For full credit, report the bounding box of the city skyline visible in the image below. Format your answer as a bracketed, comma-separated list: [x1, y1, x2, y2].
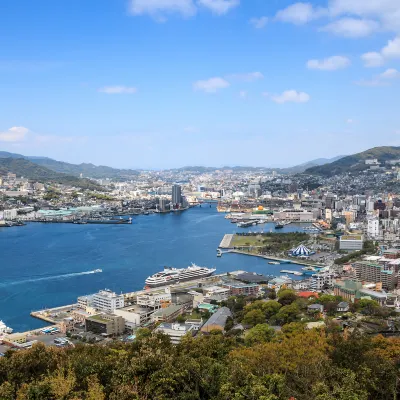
[0, 0, 399, 168]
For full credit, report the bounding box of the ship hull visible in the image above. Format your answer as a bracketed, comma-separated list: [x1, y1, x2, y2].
[145, 271, 215, 288]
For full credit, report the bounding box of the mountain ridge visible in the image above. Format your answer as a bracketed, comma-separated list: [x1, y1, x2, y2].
[305, 146, 400, 176]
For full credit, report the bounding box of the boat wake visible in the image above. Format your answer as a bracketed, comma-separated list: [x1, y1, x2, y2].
[0, 270, 102, 287]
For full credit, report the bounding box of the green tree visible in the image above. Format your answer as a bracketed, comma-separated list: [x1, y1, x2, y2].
[243, 309, 266, 327]
[245, 324, 275, 346]
[277, 289, 297, 306]
[275, 303, 299, 325]
[225, 317, 234, 331]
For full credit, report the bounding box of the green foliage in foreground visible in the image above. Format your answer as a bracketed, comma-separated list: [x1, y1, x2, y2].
[0, 330, 399, 399]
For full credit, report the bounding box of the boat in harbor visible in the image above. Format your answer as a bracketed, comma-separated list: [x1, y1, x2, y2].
[84, 217, 132, 225]
[145, 264, 216, 288]
[268, 261, 280, 265]
[280, 269, 303, 276]
[302, 266, 318, 275]
[274, 222, 284, 229]
[237, 221, 256, 228]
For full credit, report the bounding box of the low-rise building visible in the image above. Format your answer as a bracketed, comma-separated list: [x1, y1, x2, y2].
[155, 323, 195, 344]
[85, 313, 125, 336]
[222, 282, 260, 296]
[333, 280, 362, 302]
[337, 301, 350, 312]
[200, 307, 232, 334]
[339, 235, 364, 251]
[151, 304, 184, 323]
[136, 290, 171, 310]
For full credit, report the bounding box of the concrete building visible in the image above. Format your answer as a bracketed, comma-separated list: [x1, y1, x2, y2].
[353, 261, 397, 290]
[3, 209, 17, 220]
[367, 218, 380, 238]
[311, 273, 334, 291]
[155, 323, 195, 344]
[222, 282, 260, 296]
[339, 235, 364, 251]
[201, 307, 232, 334]
[151, 304, 184, 323]
[136, 290, 171, 310]
[92, 289, 125, 313]
[273, 209, 316, 222]
[333, 280, 363, 302]
[172, 184, 182, 207]
[114, 305, 154, 328]
[85, 313, 125, 335]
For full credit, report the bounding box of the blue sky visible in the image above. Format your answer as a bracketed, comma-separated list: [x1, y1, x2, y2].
[0, 0, 399, 168]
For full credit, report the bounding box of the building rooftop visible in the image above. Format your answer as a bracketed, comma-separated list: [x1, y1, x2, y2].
[152, 304, 182, 318]
[201, 307, 232, 330]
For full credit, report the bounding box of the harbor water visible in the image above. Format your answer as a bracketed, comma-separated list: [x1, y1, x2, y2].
[0, 205, 306, 332]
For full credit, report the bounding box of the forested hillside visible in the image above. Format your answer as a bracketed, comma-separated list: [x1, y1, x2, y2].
[0, 329, 398, 399]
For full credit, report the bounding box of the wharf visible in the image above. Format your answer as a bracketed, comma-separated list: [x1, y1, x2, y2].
[219, 234, 233, 249]
[223, 249, 326, 268]
[30, 303, 78, 324]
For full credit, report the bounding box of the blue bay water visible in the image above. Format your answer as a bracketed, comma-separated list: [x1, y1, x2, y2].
[0, 206, 305, 332]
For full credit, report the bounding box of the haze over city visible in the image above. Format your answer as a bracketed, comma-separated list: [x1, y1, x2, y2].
[1, 0, 400, 168]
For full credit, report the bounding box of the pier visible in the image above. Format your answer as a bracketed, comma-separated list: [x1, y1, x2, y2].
[219, 234, 233, 248]
[220, 249, 326, 268]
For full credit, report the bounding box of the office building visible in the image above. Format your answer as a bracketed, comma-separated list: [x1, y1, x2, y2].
[92, 289, 125, 313]
[172, 184, 182, 206]
[367, 219, 380, 238]
[339, 235, 363, 251]
[85, 314, 125, 336]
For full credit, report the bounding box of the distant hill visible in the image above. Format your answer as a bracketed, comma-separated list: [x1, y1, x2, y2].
[175, 157, 344, 174]
[0, 158, 103, 190]
[305, 146, 400, 177]
[0, 151, 139, 179]
[281, 156, 344, 174]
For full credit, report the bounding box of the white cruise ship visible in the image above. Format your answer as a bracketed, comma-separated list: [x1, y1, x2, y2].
[145, 264, 216, 288]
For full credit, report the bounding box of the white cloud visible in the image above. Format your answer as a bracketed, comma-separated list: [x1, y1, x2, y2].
[98, 86, 137, 94]
[361, 36, 400, 68]
[382, 36, 400, 58]
[329, 0, 400, 32]
[275, 2, 326, 25]
[0, 127, 29, 142]
[380, 68, 400, 79]
[129, 0, 239, 19]
[197, 0, 239, 15]
[227, 72, 264, 82]
[354, 69, 399, 87]
[321, 18, 379, 38]
[250, 16, 268, 29]
[270, 90, 310, 104]
[129, 0, 196, 18]
[361, 52, 385, 67]
[346, 118, 354, 124]
[239, 90, 247, 98]
[193, 77, 230, 93]
[273, 0, 400, 38]
[307, 55, 351, 71]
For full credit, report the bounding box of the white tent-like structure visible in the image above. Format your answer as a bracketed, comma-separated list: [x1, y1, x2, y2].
[291, 244, 314, 257]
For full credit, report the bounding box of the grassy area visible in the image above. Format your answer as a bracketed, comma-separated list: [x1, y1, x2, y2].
[230, 232, 310, 254]
[231, 235, 265, 247]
